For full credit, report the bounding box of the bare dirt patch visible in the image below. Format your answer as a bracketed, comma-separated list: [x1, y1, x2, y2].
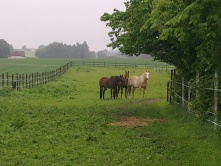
[109, 98, 168, 128]
[135, 98, 161, 105]
[109, 117, 168, 128]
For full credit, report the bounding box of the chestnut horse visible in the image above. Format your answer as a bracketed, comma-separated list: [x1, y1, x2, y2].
[127, 71, 150, 98]
[99, 75, 126, 99]
[117, 71, 129, 98]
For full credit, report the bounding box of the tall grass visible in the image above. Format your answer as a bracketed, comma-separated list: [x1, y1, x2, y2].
[0, 64, 221, 165]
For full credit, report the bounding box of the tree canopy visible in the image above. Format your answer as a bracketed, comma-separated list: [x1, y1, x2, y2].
[35, 41, 93, 58]
[101, 0, 221, 76]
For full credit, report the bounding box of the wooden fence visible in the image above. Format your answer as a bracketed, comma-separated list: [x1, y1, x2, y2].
[70, 61, 174, 71]
[0, 60, 173, 90]
[0, 62, 72, 89]
[167, 69, 220, 129]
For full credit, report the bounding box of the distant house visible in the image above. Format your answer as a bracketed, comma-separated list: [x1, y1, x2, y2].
[30, 48, 37, 52]
[9, 51, 26, 59]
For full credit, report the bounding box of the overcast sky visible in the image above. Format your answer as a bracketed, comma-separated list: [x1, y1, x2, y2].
[0, 0, 125, 51]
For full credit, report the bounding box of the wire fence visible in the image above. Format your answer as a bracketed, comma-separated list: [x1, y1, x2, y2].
[167, 69, 220, 130]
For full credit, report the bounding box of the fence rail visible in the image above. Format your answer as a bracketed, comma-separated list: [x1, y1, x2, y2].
[70, 61, 174, 71]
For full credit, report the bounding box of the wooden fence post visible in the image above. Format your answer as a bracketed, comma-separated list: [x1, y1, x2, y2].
[35, 73, 37, 87]
[26, 74, 28, 88]
[2, 73, 4, 88]
[12, 74, 15, 89]
[32, 73, 34, 88]
[44, 72, 46, 83]
[16, 73, 19, 90]
[39, 73, 43, 85]
[213, 70, 218, 130]
[41, 72, 43, 84]
[173, 69, 176, 105]
[22, 73, 24, 88]
[18, 74, 21, 89]
[170, 80, 173, 104]
[47, 71, 50, 82]
[170, 70, 173, 81]
[28, 74, 31, 89]
[7, 72, 9, 87]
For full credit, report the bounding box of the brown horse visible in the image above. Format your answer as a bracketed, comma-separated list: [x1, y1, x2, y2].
[99, 75, 126, 99]
[117, 71, 129, 98]
[127, 71, 150, 98]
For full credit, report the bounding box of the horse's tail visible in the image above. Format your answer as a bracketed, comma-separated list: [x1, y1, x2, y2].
[100, 87, 103, 99]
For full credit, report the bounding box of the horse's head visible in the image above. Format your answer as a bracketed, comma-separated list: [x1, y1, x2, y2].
[119, 74, 127, 85]
[143, 71, 150, 80]
[124, 71, 129, 83]
[124, 71, 129, 79]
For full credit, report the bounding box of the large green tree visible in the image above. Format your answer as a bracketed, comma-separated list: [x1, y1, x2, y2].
[101, 0, 221, 115]
[101, 0, 221, 75]
[0, 39, 11, 58]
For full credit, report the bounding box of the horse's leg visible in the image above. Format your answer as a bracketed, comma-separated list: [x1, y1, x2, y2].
[100, 87, 103, 99]
[117, 86, 120, 98]
[132, 87, 136, 98]
[110, 88, 113, 99]
[116, 86, 119, 99]
[128, 86, 131, 98]
[112, 88, 115, 99]
[120, 87, 123, 98]
[117, 86, 121, 98]
[114, 87, 117, 99]
[103, 88, 106, 99]
[139, 86, 142, 98]
[143, 87, 146, 98]
[116, 87, 119, 99]
[125, 86, 127, 98]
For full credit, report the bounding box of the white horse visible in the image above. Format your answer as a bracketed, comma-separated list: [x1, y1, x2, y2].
[127, 71, 150, 98]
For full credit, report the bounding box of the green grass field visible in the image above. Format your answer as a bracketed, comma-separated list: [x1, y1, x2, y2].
[0, 57, 168, 75]
[0, 58, 71, 74]
[0, 59, 221, 165]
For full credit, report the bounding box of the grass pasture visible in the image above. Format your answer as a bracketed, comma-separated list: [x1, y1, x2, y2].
[0, 58, 71, 74]
[0, 57, 167, 75]
[1, 59, 221, 165]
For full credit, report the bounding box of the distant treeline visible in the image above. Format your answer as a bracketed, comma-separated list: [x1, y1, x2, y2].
[35, 41, 96, 58]
[0, 39, 152, 59]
